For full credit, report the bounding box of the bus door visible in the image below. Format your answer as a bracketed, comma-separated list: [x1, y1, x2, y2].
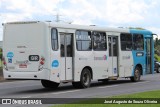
[108, 36, 118, 76]
[60, 33, 73, 80]
[145, 38, 152, 74]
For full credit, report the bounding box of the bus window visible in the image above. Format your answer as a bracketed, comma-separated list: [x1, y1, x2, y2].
[108, 37, 112, 56]
[51, 28, 58, 51]
[120, 33, 132, 51]
[113, 37, 118, 56]
[93, 31, 107, 51]
[133, 34, 144, 51]
[76, 30, 92, 51]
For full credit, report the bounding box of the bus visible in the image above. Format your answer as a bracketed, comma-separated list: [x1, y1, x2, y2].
[2, 21, 154, 89]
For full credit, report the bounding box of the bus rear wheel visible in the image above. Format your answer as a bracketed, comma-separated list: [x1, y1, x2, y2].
[130, 67, 141, 82]
[72, 68, 91, 88]
[41, 80, 59, 89]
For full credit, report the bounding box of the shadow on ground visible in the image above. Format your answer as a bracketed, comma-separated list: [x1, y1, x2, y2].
[10, 79, 146, 95]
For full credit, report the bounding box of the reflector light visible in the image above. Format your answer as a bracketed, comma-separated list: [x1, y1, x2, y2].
[40, 61, 44, 65]
[38, 56, 45, 71]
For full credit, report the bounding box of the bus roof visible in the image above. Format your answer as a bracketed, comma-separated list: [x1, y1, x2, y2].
[47, 22, 153, 35]
[130, 29, 153, 37]
[5, 21, 153, 36]
[47, 22, 129, 33]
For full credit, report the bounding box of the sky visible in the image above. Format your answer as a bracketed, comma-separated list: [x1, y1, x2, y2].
[0, 0, 160, 41]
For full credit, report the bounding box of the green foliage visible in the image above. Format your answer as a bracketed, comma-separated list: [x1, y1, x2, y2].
[154, 38, 160, 60]
[0, 48, 2, 59]
[154, 54, 160, 62]
[154, 39, 160, 47]
[111, 90, 160, 98]
[52, 104, 159, 107]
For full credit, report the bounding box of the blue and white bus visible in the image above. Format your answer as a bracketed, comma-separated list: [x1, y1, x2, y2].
[3, 21, 154, 88]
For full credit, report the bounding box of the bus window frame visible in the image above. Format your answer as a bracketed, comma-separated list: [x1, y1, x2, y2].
[75, 30, 92, 51]
[51, 28, 59, 51]
[133, 33, 144, 51]
[120, 33, 133, 51]
[92, 31, 107, 51]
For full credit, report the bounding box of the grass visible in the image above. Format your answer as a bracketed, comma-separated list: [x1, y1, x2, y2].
[111, 90, 160, 98]
[51, 90, 160, 107]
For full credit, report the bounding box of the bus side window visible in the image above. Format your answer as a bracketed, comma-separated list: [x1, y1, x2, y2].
[120, 33, 132, 51]
[133, 34, 144, 51]
[108, 37, 112, 56]
[51, 28, 58, 51]
[93, 31, 107, 51]
[76, 30, 92, 51]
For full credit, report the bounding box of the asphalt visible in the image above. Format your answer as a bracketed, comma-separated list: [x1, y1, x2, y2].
[0, 73, 160, 107]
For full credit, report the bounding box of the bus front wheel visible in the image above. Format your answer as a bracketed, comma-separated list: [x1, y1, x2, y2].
[41, 80, 59, 89]
[130, 67, 141, 82]
[72, 68, 91, 88]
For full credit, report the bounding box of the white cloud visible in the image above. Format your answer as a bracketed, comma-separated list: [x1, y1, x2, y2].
[0, 0, 158, 25]
[59, 0, 102, 25]
[0, 0, 160, 41]
[36, 0, 59, 14]
[3, 13, 32, 22]
[1, 0, 60, 21]
[100, 0, 149, 24]
[147, 27, 160, 39]
[57, 0, 158, 26]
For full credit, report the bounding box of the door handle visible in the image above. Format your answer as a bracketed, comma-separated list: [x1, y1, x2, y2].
[68, 68, 71, 69]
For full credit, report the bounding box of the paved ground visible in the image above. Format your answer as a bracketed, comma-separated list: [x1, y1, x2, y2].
[0, 73, 160, 107]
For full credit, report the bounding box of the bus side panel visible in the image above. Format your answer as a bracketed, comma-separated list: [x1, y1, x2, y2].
[50, 50, 61, 83]
[49, 29, 61, 83]
[131, 50, 145, 76]
[119, 51, 134, 77]
[74, 51, 94, 81]
[118, 31, 135, 77]
[93, 51, 109, 79]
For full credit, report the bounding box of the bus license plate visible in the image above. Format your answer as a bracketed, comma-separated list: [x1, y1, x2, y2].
[19, 64, 27, 68]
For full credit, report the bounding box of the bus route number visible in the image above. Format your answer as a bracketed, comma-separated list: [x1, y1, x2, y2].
[29, 55, 39, 61]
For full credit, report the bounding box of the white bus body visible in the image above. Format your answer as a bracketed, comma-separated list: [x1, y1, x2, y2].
[3, 21, 153, 88]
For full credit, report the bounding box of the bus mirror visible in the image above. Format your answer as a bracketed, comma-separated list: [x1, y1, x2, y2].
[152, 34, 158, 43]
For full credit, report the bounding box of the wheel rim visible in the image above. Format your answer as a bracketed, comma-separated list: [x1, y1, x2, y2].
[83, 72, 89, 86]
[135, 69, 140, 81]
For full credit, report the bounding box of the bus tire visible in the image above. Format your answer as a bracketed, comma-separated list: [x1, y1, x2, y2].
[41, 80, 59, 89]
[130, 67, 141, 82]
[72, 68, 91, 88]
